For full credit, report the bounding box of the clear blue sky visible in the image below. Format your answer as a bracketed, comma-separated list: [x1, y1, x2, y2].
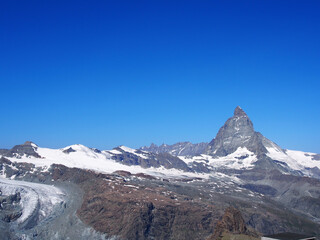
[1, 0, 320, 152]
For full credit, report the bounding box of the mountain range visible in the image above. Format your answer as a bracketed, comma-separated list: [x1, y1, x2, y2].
[1, 107, 320, 179]
[0, 106, 320, 240]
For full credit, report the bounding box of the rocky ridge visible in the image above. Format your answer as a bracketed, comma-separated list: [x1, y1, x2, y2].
[141, 142, 209, 157]
[0, 141, 41, 159]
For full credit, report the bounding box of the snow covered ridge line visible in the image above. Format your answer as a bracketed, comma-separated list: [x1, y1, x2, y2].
[1, 143, 211, 179]
[1, 143, 259, 175]
[0, 177, 65, 225]
[116, 145, 149, 159]
[0, 142, 319, 179]
[267, 147, 320, 171]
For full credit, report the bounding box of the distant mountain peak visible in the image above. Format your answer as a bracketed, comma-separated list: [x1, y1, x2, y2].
[23, 141, 38, 147]
[1, 141, 41, 158]
[206, 107, 274, 157]
[150, 143, 158, 148]
[234, 106, 247, 117]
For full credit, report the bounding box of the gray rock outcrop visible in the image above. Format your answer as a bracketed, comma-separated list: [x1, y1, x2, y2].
[1, 141, 41, 158]
[141, 142, 208, 156]
[206, 106, 282, 157]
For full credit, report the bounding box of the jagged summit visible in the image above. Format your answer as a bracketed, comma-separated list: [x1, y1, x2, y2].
[23, 141, 38, 147]
[205, 107, 285, 162]
[206, 107, 256, 156]
[233, 106, 247, 117]
[1, 141, 41, 158]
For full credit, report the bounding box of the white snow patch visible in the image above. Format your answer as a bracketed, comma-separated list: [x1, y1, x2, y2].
[108, 149, 122, 155]
[209, 147, 257, 169]
[286, 149, 320, 169]
[119, 146, 136, 154]
[124, 184, 139, 189]
[179, 147, 257, 170]
[267, 147, 320, 173]
[119, 146, 148, 159]
[30, 143, 38, 148]
[267, 147, 302, 170]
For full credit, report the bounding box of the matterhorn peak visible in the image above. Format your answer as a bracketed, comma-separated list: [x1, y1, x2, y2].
[233, 106, 247, 117]
[206, 107, 263, 156]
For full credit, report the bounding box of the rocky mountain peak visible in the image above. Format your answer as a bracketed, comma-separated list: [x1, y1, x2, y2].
[150, 143, 157, 148]
[23, 141, 37, 147]
[205, 107, 288, 173]
[2, 141, 41, 158]
[206, 107, 257, 156]
[224, 107, 254, 135]
[234, 106, 247, 117]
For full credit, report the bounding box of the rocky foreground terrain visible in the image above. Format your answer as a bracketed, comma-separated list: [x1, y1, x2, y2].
[1, 107, 320, 239]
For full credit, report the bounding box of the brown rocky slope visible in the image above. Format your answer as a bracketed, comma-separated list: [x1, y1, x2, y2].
[207, 206, 260, 240]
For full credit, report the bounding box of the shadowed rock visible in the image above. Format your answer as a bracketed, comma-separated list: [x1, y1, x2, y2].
[208, 207, 259, 240]
[2, 141, 41, 158]
[141, 141, 209, 157]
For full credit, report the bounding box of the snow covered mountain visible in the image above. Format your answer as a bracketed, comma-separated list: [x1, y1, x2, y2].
[1, 107, 320, 179]
[143, 106, 320, 178]
[0, 142, 205, 179]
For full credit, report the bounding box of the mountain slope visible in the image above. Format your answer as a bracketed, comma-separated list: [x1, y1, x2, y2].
[141, 142, 209, 156]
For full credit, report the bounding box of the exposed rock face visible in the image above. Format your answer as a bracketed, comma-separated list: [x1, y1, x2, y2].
[141, 141, 209, 156]
[206, 106, 279, 157]
[213, 207, 248, 235]
[62, 147, 76, 154]
[0, 149, 9, 155]
[1, 141, 41, 158]
[0, 191, 22, 223]
[311, 154, 320, 161]
[208, 207, 259, 240]
[0, 192, 21, 206]
[241, 184, 277, 196]
[0, 156, 51, 183]
[111, 147, 191, 172]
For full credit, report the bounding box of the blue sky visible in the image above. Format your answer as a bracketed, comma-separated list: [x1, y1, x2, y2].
[1, 0, 320, 152]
